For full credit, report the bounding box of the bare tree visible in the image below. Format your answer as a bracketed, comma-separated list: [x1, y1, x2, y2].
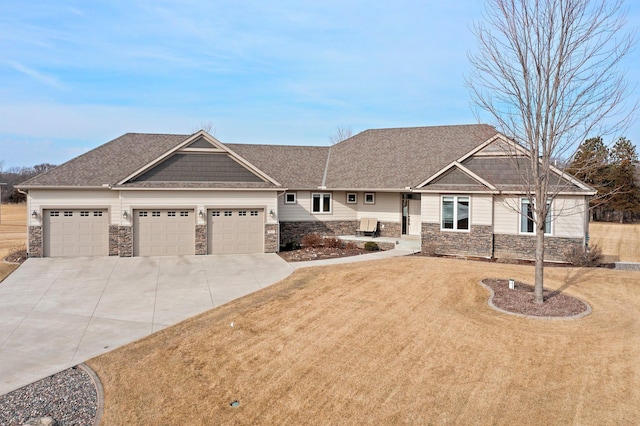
[329, 125, 353, 145]
[191, 121, 216, 135]
[467, 0, 635, 303]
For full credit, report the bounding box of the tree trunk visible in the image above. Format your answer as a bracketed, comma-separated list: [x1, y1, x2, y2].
[534, 225, 545, 304]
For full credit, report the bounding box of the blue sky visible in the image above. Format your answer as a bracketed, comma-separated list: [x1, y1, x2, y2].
[1, 0, 639, 169]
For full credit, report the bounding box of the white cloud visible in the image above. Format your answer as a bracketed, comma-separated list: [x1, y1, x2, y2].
[7, 61, 66, 90]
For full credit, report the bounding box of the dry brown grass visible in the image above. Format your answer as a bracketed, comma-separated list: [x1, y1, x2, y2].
[0, 203, 27, 281]
[589, 222, 640, 262]
[88, 257, 640, 425]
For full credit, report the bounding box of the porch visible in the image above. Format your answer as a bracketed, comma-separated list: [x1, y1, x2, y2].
[337, 234, 421, 253]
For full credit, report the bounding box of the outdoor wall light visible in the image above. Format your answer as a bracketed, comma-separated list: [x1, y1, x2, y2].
[269, 209, 275, 218]
[122, 210, 129, 219]
[31, 210, 38, 219]
[198, 210, 204, 219]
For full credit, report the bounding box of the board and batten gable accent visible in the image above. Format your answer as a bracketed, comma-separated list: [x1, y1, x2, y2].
[130, 153, 265, 183]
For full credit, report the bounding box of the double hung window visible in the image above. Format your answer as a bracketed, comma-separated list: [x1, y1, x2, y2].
[312, 193, 332, 213]
[520, 199, 551, 234]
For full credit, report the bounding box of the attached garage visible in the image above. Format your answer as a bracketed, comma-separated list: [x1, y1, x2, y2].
[208, 208, 264, 254]
[43, 209, 109, 257]
[133, 209, 195, 256]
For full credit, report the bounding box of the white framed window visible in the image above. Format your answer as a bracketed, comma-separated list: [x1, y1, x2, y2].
[364, 193, 375, 204]
[520, 198, 552, 235]
[312, 193, 332, 214]
[347, 193, 357, 204]
[239, 210, 247, 216]
[93, 211, 103, 217]
[211, 211, 220, 216]
[139, 211, 148, 217]
[250, 210, 259, 216]
[80, 211, 89, 217]
[50, 211, 59, 217]
[441, 196, 470, 231]
[167, 211, 175, 217]
[153, 211, 161, 217]
[180, 211, 189, 217]
[64, 211, 73, 217]
[285, 192, 297, 204]
[224, 211, 232, 217]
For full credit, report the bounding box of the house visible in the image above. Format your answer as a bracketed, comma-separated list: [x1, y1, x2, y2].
[18, 124, 596, 261]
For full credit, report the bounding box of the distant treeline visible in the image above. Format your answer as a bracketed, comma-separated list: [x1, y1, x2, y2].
[567, 137, 640, 223]
[0, 163, 57, 203]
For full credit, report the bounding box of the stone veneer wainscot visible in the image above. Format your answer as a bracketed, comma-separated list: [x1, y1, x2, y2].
[28, 225, 43, 258]
[422, 223, 493, 258]
[279, 221, 358, 246]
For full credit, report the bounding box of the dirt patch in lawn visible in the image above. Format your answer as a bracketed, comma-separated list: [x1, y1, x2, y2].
[87, 257, 640, 425]
[481, 278, 590, 318]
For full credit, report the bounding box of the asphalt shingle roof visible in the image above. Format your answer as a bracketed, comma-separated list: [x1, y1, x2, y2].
[19, 124, 589, 193]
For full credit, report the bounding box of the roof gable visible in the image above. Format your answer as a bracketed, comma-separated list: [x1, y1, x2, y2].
[117, 131, 280, 187]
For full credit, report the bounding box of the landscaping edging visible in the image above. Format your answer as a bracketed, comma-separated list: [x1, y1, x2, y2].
[479, 279, 592, 320]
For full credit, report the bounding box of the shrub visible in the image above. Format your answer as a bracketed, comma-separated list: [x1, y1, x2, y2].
[422, 241, 438, 257]
[564, 244, 603, 266]
[323, 237, 342, 248]
[364, 241, 379, 251]
[301, 233, 322, 248]
[344, 241, 358, 250]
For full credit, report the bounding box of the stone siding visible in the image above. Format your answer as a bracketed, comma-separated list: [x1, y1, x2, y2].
[422, 223, 493, 258]
[279, 221, 358, 247]
[195, 225, 207, 255]
[109, 225, 119, 256]
[264, 224, 279, 253]
[118, 226, 133, 257]
[378, 221, 401, 238]
[28, 226, 43, 258]
[494, 234, 583, 262]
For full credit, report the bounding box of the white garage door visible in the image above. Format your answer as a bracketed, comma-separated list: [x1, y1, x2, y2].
[133, 209, 195, 256]
[208, 209, 264, 254]
[43, 209, 108, 257]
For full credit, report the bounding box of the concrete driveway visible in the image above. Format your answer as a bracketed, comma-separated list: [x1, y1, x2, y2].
[0, 254, 294, 395]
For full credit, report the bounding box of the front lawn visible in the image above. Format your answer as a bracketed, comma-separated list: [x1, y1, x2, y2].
[88, 257, 640, 424]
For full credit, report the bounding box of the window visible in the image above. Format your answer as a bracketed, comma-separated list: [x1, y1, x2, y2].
[312, 193, 332, 213]
[180, 211, 189, 217]
[80, 211, 89, 217]
[238, 210, 247, 216]
[50, 211, 59, 217]
[224, 211, 233, 217]
[250, 210, 259, 216]
[93, 211, 103, 217]
[152, 211, 161, 217]
[520, 199, 551, 235]
[285, 193, 297, 204]
[64, 211, 73, 217]
[441, 196, 469, 231]
[347, 193, 357, 204]
[211, 211, 220, 217]
[139, 211, 148, 217]
[364, 193, 375, 204]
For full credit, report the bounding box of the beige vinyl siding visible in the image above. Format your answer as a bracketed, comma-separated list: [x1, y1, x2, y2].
[421, 194, 440, 224]
[493, 196, 520, 235]
[278, 191, 400, 222]
[28, 189, 118, 227]
[357, 192, 400, 222]
[552, 196, 586, 238]
[471, 194, 493, 226]
[278, 191, 357, 222]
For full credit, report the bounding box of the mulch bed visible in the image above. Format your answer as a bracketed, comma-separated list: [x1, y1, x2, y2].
[481, 278, 590, 318]
[4, 248, 27, 264]
[278, 247, 372, 262]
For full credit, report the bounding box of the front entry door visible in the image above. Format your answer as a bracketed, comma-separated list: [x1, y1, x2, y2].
[408, 199, 421, 235]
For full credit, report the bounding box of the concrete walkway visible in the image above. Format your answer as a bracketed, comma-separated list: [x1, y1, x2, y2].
[291, 246, 420, 269]
[0, 254, 294, 395]
[614, 262, 640, 271]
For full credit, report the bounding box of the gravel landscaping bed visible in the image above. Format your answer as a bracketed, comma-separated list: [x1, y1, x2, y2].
[482, 278, 590, 318]
[278, 247, 371, 262]
[0, 366, 98, 426]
